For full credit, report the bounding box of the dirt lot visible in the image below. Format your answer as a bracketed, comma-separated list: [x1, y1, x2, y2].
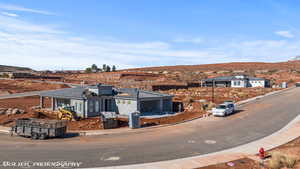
[0, 96, 50, 112]
[197, 136, 300, 169]
[0, 79, 69, 95]
[198, 158, 261, 169]
[161, 87, 280, 113]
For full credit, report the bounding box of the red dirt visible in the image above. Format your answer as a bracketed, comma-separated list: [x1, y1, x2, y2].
[163, 87, 280, 105]
[125, 60, 300, 72]
[197, 158, 261, 169]
[67, 117, 102, 130]
[0, 96, 50, 112]
[141, 111, 205, 126]
[0, 112, 39, 127]
[0, 79, 69, 94]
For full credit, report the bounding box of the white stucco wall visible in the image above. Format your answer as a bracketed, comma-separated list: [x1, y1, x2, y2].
[70, 99, 85, 118]
[115, 99, 137, 116]
[231, 80, 247, 88]
[249, 80, 265, 87]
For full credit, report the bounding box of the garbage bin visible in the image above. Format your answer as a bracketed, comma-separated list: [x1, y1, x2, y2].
[129, 111, 140, 129]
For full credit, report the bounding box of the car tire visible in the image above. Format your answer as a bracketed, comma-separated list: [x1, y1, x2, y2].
[39, 133, 47, 140]
[31, 133, 39, 140]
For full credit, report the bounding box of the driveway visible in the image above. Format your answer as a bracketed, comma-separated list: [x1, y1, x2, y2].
[0, 87, 299, 168]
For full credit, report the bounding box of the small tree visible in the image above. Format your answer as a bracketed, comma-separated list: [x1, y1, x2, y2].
[102, 64, 107, 72]
[112, 65, 116, 72]
[91, 64, 98, 72]
[85, 67, 92, 73]
[106, 65, 111, 72]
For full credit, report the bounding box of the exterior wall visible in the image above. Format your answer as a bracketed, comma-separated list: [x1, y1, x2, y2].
[115, 98, 137, 116]
[231, 80, 247, 88]
[55, 98, 71, 109]
[86, 98, 102, 117]
[249, 80, 265, 87]
[88, 86, 113, 95]
[70, 99, 85, 118]
[140, 100, 161, 113]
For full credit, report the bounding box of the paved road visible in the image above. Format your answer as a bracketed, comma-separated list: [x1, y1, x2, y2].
[0, 88, 300, 168]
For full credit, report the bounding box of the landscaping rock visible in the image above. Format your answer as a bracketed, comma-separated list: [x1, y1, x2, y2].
[6, 108, 12, 115]
[0, 108, 7, 115]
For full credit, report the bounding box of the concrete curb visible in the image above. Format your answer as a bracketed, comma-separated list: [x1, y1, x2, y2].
[0, 127, 10, 134]
[88, 114, 300, 169]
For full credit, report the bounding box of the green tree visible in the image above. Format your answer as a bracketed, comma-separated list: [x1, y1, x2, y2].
[85, 67, 92, 73]
[102, 64, 107, 72]
[106, 65, 111, 72]
[112, 65, 116, 72]
[91, 64, 98, 71]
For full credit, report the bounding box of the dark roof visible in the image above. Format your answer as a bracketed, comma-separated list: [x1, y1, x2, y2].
[40, 87, 87, 99]
[40, 85, 173, 100]
[248, 77, 265, 80]
[204, 75, 266, 82]
[115, 88, 173, 100]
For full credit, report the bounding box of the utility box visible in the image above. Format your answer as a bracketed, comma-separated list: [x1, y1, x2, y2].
[281, 82, 288, 88]
[129, 111, 140, 129]
[100, 112, 118, 129]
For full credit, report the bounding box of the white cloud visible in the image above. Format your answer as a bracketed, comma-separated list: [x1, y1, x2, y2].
[173, 37, 204, 44]
[0, 15, 63, 34]
[1, 11, 18, 17]
[275, 30, 295, 38]
[0, 3, 55, 15]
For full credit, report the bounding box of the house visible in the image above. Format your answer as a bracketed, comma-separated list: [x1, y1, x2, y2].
[39, 84, 173, 118]
[203, 75, 270, 88]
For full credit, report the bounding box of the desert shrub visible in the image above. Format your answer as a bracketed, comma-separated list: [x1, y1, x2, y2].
[206, 102, 216, 110]
[268, 69, 279, 74]
[269, 152, 284, 169]
[269, 152, 297, 169]
[184, 96, 194, 104]
[284, 155, 297, 168]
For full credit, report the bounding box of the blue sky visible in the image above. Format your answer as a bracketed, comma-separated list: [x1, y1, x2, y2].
[0, 0, 300, 70]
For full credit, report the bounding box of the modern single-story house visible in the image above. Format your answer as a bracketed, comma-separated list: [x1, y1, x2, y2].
[39, 84, 173, 118]
[203, 75, 270, 88]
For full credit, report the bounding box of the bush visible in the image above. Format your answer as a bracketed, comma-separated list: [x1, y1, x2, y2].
[269, 152, 297, 169]
[285, 155, 297, 168]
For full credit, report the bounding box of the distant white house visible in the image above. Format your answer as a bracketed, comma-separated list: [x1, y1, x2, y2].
[203, 75, 270, 88]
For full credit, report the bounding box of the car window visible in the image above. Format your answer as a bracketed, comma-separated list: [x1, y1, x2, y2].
[217, 105, 226, 109]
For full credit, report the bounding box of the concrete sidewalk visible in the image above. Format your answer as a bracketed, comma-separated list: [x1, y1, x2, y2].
[0, 126, 10, 134]
[90, 114, 300, 169]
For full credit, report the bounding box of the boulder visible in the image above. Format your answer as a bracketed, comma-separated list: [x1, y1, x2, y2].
[18, 109, 25, 114]
[11, 108, 20, 115]
[6, 108, 13, 115]
[0, 108, 6, 115]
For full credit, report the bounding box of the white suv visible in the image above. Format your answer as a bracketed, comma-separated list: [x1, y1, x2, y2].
[212, 102, 235, 117]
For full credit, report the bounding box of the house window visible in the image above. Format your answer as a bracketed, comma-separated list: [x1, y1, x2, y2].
[89, 101, 94, 113]
[95, 100, 100, 112]
[79, 103, 82, 112]
[75, 102, 78, 112]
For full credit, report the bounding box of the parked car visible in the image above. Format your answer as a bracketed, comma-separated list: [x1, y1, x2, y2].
[295, 82, 300, 87]
[212, 103, 235, 117]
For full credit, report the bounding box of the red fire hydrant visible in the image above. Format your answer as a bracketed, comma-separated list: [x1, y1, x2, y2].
[259, 147, 265, 159]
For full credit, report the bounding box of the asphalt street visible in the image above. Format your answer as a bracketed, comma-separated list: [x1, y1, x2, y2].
[0, 87, 299, 168]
